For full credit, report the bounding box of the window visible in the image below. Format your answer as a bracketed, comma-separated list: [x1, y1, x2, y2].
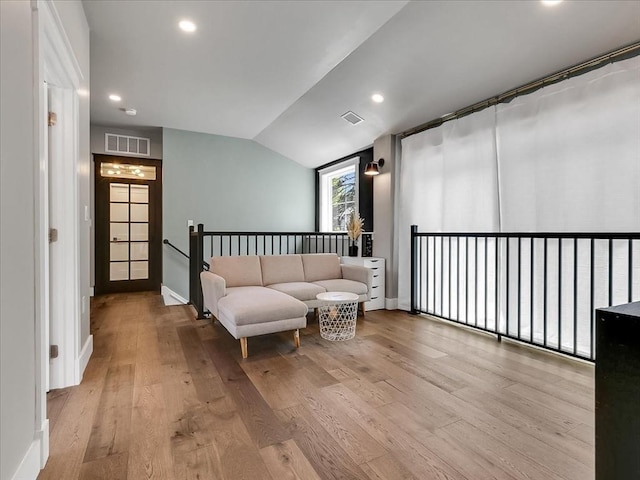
[319, 157, 359, 232]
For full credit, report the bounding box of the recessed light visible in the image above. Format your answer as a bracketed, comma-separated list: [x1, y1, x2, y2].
[371, 93, 384, 103]
[109, 94, 121, 102]
[179, 20, 196, 33]
[541, 0, 563, 6]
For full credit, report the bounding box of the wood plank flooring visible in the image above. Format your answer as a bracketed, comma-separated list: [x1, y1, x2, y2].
[39, 292, 595, 480]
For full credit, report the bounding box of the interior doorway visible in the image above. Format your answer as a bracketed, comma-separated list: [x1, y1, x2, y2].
[94, 155, 162, 294]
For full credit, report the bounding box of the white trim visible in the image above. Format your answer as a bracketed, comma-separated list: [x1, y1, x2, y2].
[78, 335, 93, 380]
[89, 286, 94, 297]
[385, 298, 398, 310]
[36, 0, 82, 393]
[37, 1, 82, 87]
[37, 419, 49, 469]
[319, 156, 360, 232]
[162, 285, 188, 306]
[10, 417, 47, 480]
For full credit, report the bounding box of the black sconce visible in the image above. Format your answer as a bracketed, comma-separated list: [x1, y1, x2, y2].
[364, 158, 385, 176]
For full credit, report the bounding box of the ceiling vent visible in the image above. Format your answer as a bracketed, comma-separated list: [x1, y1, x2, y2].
[341, 111, 364, 125]
[105, 133, 150, 156]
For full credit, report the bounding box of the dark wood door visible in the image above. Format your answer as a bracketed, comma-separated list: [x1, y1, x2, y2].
[94, 155, 162, 294]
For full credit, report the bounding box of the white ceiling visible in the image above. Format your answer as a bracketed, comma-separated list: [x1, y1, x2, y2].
[84, 1, 640, 168]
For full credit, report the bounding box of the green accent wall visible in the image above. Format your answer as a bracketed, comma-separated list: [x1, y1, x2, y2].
[162, 128, 315, 299]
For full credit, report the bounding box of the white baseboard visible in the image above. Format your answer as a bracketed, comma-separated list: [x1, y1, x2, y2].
[38, 419, 49, 469]
[10, 419, 48, 480]
[78, 334, 93, 381]
[385, 298, 398, 310]
[161, 285, 188, 306]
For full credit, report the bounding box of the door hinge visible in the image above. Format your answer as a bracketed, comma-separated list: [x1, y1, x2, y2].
[49, 228, 58, 243]
[48, 112, 57, 126]
[50, 345, 59, 359]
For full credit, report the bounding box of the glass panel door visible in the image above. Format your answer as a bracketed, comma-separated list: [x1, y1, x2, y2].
[108, 183, 149, 282]
[94, 155, 161, 295]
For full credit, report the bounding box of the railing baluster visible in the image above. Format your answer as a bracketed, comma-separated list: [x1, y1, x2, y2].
[558, 238, 562, 351]
[410, 225, 418, 313]
[530, 237, 535, 343]
[484, 237, 489, 329]
[448, 237, 452, 318]
[608, 238, 613, 306]
[573, 238, 578, 356]
[465, 237, 469, 324]
[590, 238, 595, 359]
[425, 235, 429, 313]
[440, 236, 444, 317]
[517, 237, 521, 338]
[630, 239, 634, 303]
[433, 237, 437, 312]
[475, 237, 478, 327]
[417, 233, 422, 312]
[457, 237, 460, 320]
[543, 238, 548, 347]
[506, 237, 510, 335]
[495, 237, 499, 332]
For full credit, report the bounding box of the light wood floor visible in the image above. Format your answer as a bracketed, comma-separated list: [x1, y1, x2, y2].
[39, 292, 595, 480]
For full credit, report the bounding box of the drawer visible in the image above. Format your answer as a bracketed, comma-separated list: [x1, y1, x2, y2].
[363, 258, 383, 269]
[365, 296, 385, 311]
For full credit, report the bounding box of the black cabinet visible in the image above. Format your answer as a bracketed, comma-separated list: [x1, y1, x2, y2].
[596, 302, 640, 480]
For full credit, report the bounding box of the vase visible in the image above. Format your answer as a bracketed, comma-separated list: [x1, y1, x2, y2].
[348, 243, 358, 257]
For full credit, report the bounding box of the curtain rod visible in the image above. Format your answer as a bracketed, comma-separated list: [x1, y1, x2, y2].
[398, 42, 640, 140]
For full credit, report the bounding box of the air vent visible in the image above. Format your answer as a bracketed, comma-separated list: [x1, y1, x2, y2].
[341, 111, 364, 125]
[105, 133, 150, 156]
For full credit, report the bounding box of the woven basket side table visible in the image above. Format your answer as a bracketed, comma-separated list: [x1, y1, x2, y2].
[316, 292, 359, 341]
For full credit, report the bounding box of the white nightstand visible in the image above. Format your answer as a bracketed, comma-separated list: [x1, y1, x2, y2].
[340, 257, 385, 311]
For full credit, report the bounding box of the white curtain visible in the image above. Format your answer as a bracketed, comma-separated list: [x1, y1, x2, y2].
[497, 57, 640, 232]
[398, 107, 500, 310]
[398, 55, 640, 342]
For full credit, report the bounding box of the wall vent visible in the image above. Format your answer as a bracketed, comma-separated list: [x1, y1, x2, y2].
[341, 111, 364, 125]
[105, 133, 150, 156]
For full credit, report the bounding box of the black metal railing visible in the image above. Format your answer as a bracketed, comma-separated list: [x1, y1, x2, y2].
[410, 225, 640, 361]
[189, 224, 350, 318]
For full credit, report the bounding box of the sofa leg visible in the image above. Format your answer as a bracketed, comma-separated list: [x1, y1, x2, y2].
[359, 302, 366, 316]
[240, 337, 248, 359]
[293, 329, 300, 348]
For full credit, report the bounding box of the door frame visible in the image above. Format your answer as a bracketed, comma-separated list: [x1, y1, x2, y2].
[34, 0, 84, 469]
[94, 155, 163, 295]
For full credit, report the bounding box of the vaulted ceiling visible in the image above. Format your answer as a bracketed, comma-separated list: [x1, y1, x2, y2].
[83, 1, 640, 168]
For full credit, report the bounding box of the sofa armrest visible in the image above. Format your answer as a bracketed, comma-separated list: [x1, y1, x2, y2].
[341, 264, 373, 300]
[200, 271, 226, 318]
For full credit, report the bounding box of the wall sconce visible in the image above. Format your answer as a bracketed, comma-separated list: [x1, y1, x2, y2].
[364, 158, 385, 176]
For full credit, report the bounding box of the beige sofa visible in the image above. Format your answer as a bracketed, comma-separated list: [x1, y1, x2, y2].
[200, 253, 372, 358]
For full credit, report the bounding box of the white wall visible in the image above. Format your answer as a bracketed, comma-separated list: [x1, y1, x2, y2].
[373, 134, 399, 306]
[0, 2, 38, 478]
[0, 1, 90, 478]
[162, 128, 315, 300]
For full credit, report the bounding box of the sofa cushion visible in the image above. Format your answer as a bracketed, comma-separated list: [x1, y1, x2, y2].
[210, 255, 263, 287]
[260, 255, 304, 285]
[267, 282, 326, 302]
[312, 279, 368, 296]
[301, 253, 342, 282]
[219, 286, 307, 326]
